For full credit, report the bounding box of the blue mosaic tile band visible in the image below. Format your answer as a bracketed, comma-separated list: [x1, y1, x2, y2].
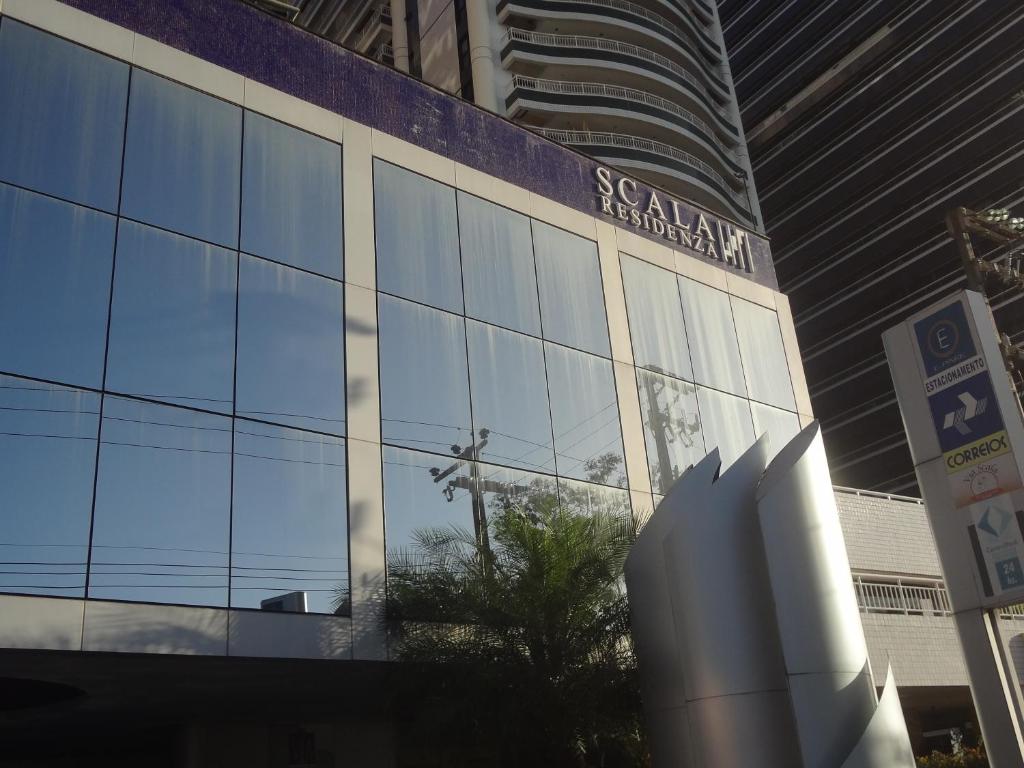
[52, 0, 777, 289]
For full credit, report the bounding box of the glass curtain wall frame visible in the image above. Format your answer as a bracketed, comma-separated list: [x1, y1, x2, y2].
[0, 21, 356, 615]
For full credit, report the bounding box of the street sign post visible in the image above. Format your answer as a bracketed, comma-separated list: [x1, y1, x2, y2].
[885, 290, 1024, 766]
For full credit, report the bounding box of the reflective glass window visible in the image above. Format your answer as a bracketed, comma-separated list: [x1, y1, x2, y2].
[458, 192, 540, 335]
[374, 160, 462, 313]
[697, 386, 755, 470]
[534, 222, 609, 357]
[236, 255, 346, 435]
[106, 221, 236, 413]
[0, 183, 115, 388]
[466, 320, 554, 473]
[558, 477, 631, 518]
[636, 369, 704, 495]
[545, 344, 625, 488]
[90, 398, 231, 606]
[732, 298, 796, 410]
[241, 112, 343, 279]
[383, 445, 475, 567]
[232, 422, 348, 615]
[121, 70, 242, 247]
[678, 277, 745, 396]
[379, 295, 472, 453]
[0, 21, 129, 211]
[477, 462, 559, 526]
[750, 402, 801, 459]
[0, 377, 99, 597]
[621, 256, 692, 380]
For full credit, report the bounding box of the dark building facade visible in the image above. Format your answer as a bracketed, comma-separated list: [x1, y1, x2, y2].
[718, 0, 1024, 493]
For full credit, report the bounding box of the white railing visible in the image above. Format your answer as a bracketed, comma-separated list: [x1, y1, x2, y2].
[534, 0, 721, 67]
[855, 575, 952, 616]
[503, 28, 729, 116]
[533, 127, 746, 204]
[509, 75, 734, 153]
[833, 485, 924, 505]
[374, 43, 394, 63]
[853, 574, 1024, 621]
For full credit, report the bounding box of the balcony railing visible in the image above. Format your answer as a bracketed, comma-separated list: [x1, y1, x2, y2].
[503, 28, 730, 118]
[853, 574, 1024, 621]
[355, 4, 392, 51]
[509, 75, 734, 153]
[509, 0, 721, 66]
[533, 127, 746, 204]
[374, 42, 394, 63]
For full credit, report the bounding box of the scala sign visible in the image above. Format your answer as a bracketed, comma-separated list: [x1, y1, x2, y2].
[594, 167, 756, 274]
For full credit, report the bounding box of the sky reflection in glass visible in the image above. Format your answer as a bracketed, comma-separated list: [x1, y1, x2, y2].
[697, 385, 755, 470]
[458, 191, 540, 336]
[122, 70, 242, 248]
[545, 344, 625, 488]
[533, 222, 610, 357]
[236, 255, 346, 435]
[106, 221, 237, 413]
[232, 422, 348, 615]
[466, 320, 555, 473]
[374, 160, 462, 313]
[678, 276, 745, 397]
[0, 183, 115, 389]
[242, 112, 343, 279]
[0, 20, 128, 212]
[621, 256, 692, 380]
[378, 295, 472, 453]
[91, 397, 231, 607]
[0, 377, 99, 598]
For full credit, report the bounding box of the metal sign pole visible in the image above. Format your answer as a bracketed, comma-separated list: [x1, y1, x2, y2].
[884, 290, 1024, 766]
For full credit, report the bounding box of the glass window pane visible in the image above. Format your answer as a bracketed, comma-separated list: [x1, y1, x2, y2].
[374, 160, 462, 313]
[383, 445, 475, 568]
[106, 221, 236, 413]
[545, 343, 625, 488]
[0, 20, 128, 211]
[121, 70, 242, 247]
[750, 402, 801, 460]
[558, 477, 631, 518]
[732, 298, 796, 410]
[236, 255, 346, 435]
[90, 398, 231, 607]
[232, 422, 348, 615]
[241, 112, 343, 279]
[0, 183, 115, 388]
[697, 386, 755, 470]
[458, 192, 540, 335]
[678, 277, 745, 396]
[534, 222, 609, 357]
[621, 256, 692, 380]
[477, 462, 559, 526]
[466, 320, 554, 473]
[379, 295, 472, 453]
[636, 369, 704, 495]
[0, 377, 98, 598]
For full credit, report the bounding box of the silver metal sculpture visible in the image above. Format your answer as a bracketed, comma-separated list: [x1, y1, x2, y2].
[625, 421, 915, 768]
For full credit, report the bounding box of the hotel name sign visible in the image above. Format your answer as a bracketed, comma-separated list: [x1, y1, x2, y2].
[595, 167, 757, 275]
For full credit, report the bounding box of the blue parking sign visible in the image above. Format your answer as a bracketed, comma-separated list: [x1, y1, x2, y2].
[915, 301, 977, 377]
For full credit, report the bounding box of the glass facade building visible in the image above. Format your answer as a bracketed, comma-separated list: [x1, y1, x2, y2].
[0, 14, 802, 622]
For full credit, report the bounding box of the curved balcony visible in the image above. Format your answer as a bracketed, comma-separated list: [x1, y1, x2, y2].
[534, 127, 752, 223]
[655, 0, 720, 52]
[501, 29, 738, 138]
[497, 0, 727, 97]
[506, 75, 743, 177]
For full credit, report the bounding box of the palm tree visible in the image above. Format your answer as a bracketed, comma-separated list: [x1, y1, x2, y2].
[386, 491, 646, 768]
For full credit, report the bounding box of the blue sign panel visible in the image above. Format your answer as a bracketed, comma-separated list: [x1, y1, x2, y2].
[927, 372, 1003, 452]
[914, 301, 977, 377]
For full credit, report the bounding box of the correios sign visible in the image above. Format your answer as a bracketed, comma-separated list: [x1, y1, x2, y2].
[594, 166, 755, 274]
